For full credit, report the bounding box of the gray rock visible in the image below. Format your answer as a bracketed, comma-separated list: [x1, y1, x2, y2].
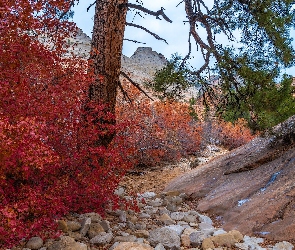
[171, 196, 183, 205]
[155, 243, 166, 250]
[147, 198, 163, 207]
[80, 212, 102, 222]
[235, 236, 265, 250]
[189, 231, 207, 247]
[127, 221, 136, 230]
[199, 222, 214, 231]
[118, 210, 127, 222]
[165, 225, 185, 236]
[113, 235, 137, 242]
[213, 229, 227, 236]
[144, 205, 159, 214]
[114, 187, 125, 197]
[90, 232, 113, 245]
[80, 217, 91, 236]
[183, 214, 197, 223]
[166, 203, 179, 212]
[149, 227, 181, 249]
[138, 192, 156, 199]
[198, 214, 213, 225]
[26, 237, 44, 249]
[170, 212, 186, 221]
[135, 222, 147, 230]
[100, 220, 111, 232]
[139, 212, 151, 219]
[273, 241, 294, 250]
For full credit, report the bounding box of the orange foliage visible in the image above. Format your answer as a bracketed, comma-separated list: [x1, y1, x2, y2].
[116, 80, 202, 167]
[209, 118, 255, 150]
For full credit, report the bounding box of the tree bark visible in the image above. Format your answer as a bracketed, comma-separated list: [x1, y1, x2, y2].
[87, 0, 128, 147]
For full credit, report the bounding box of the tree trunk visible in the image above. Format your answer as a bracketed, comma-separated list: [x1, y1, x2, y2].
[87, 0, 128, 147]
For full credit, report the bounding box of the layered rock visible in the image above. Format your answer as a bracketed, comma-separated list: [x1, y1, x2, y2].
[165, 115, 295, 241]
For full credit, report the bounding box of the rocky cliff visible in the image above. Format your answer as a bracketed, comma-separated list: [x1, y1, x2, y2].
[65, 29, 167, 83]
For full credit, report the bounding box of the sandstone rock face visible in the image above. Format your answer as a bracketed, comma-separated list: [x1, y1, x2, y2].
[165, 115, 295, 241]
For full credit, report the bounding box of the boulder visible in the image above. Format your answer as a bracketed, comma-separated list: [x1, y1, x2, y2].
[148, 227, 181, 249]
[165, 115, 295, 241]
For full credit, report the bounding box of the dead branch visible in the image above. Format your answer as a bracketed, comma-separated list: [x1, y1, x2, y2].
[124, 3, 172, 23]
[120, 71, 154, 101]
[126, 23, 168, 44]
[124, 38, 147, 44]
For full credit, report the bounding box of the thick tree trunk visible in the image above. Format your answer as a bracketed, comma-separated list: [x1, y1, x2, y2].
[87, 0, 128, 147]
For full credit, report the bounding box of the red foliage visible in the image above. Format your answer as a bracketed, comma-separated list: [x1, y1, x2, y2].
[116, 81, 202, 167]
[0, 1, 133, 247]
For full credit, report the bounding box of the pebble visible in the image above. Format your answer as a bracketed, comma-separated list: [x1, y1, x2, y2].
[11, 190, 295, 250]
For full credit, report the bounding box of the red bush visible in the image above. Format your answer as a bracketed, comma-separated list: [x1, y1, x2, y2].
[117, 81, 202, 167]
[0, 1, 133, 247]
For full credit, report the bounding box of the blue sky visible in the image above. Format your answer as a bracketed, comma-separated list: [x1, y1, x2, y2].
[71, 0, 294, 76]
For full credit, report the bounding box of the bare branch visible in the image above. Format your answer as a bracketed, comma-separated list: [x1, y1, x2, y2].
[87, 1, 95, 12]
[120, 71, 154, 101]
[124, 38, 147, 44]
[124, 3, 172, 23]
[126, 22, 168, 44]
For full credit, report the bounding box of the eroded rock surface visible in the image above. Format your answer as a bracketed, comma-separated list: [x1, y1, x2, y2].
[165, 115, 295, 241]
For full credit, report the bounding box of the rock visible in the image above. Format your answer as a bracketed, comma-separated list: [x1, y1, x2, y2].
[165, 116, 295, 241]
[147, 198, 163, 207]
[149, 227, 181, 249]
[158, 213, 176, 225]
[213, 229, 227, 236]
[154, 243, 166, 250]
[67, 221, 82, 232]
[273, 241, 294, 250]
[114, 187, 125, 197]
[208, 231, 242, 248]
[80, 217, 91, 236]
[88, 222, 105, 239]
[100, 220, 111, 232]
[90, 232, 113, 245]
[64, 242, 87, 250]
[113, 242, 153, 250]
[202, 238, 215, 249]
[26, 237, 44, 249]
[183, 214, 197, 223]
[235, 235, 265, 250]
[138, 192, 156, 199]
[58, 220, 68, 232]
[170, 212, 186, 221]
[189, 231, 207, 247]
[229, 230, 243, 242]
[181, 234, 191, 247]
[199, 214, 212, 225]
[114, 235, 137, 242]
[80, 212, 102, 222]
[134, 230, 150, 238]
[165, 225, 185, 236]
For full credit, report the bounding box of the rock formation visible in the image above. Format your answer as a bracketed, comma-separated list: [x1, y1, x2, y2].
[65, 29, 167, 83]
[165, 115, 295, 242]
